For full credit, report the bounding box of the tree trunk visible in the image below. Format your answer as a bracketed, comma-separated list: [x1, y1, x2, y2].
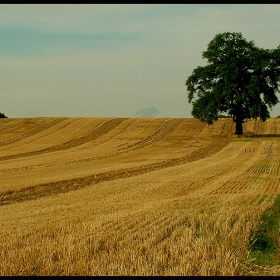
[235, 104, 243, 135]
[235, 118, 243, 135]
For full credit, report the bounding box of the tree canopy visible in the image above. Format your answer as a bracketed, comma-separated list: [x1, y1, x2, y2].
[186, 32, 280, 135]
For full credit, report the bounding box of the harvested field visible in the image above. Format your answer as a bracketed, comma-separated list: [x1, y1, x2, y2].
[1, 117, 280, 275]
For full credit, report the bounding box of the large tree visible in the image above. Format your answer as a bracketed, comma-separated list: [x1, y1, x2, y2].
[186, 32, 280, 135]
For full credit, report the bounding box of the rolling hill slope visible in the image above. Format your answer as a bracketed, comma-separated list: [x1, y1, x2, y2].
[1, 117, 280, 275]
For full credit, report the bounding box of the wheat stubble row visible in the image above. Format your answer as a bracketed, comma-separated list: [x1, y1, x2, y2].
[1, 117, 280, 275]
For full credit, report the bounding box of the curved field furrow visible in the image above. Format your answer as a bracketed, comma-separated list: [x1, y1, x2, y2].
[59, 118, 158, 152]
[198, 118, 235, 137]
[181, 118, 206, 137]
[0, 118, 152, 173]
[1, 120, 278, 194]
[0, 118, 105, 151]
[0, 118, 92, 154]
[113, 118, 160, 138]
[101, 118, 184, 157]
[0, 138, 230, 206]
[213, 177, 265, 196]
[0, 137, 267, 206]
[245, 141, 279, 176]
[179, 118, 234, 138]
[0, 118, 165, 168]
[251, 160, 280, 177]
[0, 118, 185, 174]
[208, 141, 280, 195]
[0, 118, 116, 157]
[0, 118, 126, 161]
[0, 118, 67, 146]
[192, 172, 256, 197]
[68, 118, 176, 158]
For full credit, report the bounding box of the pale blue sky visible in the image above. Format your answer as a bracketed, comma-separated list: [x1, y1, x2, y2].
[1, 4, 280, 118]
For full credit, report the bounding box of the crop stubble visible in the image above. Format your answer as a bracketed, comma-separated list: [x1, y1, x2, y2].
[1, 117, 280, 276]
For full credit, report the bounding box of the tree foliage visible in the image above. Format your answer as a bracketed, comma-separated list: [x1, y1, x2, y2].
[0, 112, 7, 118]
[186, 32, 280, 135]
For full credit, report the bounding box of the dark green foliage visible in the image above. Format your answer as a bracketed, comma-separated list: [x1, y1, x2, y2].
[218, 114, 231, 118]
[0, 112, 7, 118]
[186, 32, 280, 135]
[249, 195, 280, 265]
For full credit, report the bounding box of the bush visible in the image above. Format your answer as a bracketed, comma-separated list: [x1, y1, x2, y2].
[0, 112, 7, 118]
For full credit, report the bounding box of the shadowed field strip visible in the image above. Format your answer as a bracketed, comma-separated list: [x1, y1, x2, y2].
[0, 138, 229, 206]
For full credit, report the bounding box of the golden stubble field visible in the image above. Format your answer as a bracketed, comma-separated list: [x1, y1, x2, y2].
[1, 116, 280, 276]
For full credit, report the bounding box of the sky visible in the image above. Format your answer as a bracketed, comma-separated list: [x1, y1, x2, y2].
[1, 4, 280, 118]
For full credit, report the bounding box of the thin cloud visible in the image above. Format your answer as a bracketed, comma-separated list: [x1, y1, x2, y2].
[1, 4, 280, 118]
